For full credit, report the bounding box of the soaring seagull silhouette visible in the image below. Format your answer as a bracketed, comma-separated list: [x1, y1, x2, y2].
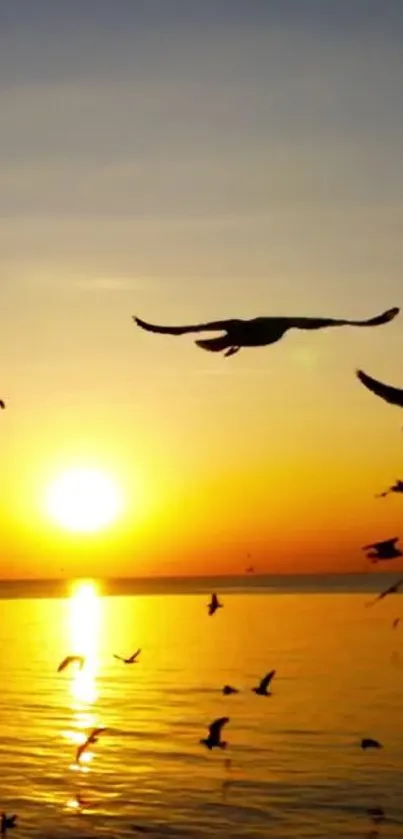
[366, 577, 403, 607]
[200, 717, 229, 750]
[357, 369, 403, 408]
[133, 307, 398, 357]
[0, 813, 17, 835]
[57, 655, 85, 673]
[252, 670, 276, 696]
[208, 593, 222, 616]
[222, 685, 240, 695]
[362, 538, 403, 563]
[113, 648, 141, 664]
[76, 727, 106, 764]
[360, 738, 382, 750]
[376, 479, 403, 498]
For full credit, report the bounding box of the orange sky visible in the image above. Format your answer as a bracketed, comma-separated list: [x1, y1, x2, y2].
[1, 2, 403, 578]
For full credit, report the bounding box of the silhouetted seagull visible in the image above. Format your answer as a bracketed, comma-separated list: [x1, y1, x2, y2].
[0, 814, 17, 835]
[200, 717, 229, 750]
[133, 307, 398, 357]
[361, 738, 382, 750]
[357, 369, 403, 408]
[222, 685, 239, 695]
[57, 655, 85, 673]
[76, 727, 106, 764]
[0, 401, 5, 410]
[362, 538, 402, 563]
[113, 648, 141, 664]
[366, 577, 403, 607]
[376, 479, 403, 498]
[252, 670, 276, 696]
[208, 593, 222, 616]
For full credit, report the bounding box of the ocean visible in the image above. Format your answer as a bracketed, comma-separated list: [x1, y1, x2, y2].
[1, 573, 402, 837]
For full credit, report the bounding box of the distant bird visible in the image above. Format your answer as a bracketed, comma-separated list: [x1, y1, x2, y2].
[133, 307, 398, 357]
[357, 369, 403, 408]
[76, 727, 106, 764]
[360, 738, 382, 750]
[208, 593, 222, 616]
[367, 807, 385, 825]
[222, 685, 239, 695]
[57, 655, 85, 673]
[0, 814, 17, 835]
[245, 565, 255, 574]
[366, 577, 403, 607]
[362, 538, 402, 563]
[376, 479, 403, 498]
[113, 648, 141, 664]
[200, 717, 229, 750]
[393, 617, 400, 629]
[0, 400, 5, 410]
[252, 670, 276, 696]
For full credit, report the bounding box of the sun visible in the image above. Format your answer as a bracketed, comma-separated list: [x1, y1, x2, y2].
[45, 467, 122, 533]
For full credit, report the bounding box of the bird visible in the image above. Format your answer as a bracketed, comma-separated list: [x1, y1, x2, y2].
[245, 565, 255, 574]
[252, 670, 276, 696]
[392, 617, 400, 629]
[133, 307, 398, 357]
[376, 479, 403, 498]
[0, 400, 5, 410]
[360, 738, 382, 750]
[57, 655, 85, 673]
[208, 593, 222, 616]
[357, 368, 403, 410]
[76, 727, 106, 764]
[366, 577, 403, 607]
[200, 717, 229, 750]
[362, 538, 402, 563]
[113, 648, 141, 664]
[222, 685, 239, 695]
[0, 814, 17, 835]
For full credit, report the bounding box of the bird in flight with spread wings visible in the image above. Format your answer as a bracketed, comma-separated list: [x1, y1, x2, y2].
[113, 648, 141, 664]
[252, 670, 276, 696]
[357, 369, 403, 409]
[57, 655, 85, 673]
[133, 307, 398, 357]
[376, 479, 403, 498]
[362, 538, 403, 563]
[200, 717, 229, 750]
[76, 727, 106, 765]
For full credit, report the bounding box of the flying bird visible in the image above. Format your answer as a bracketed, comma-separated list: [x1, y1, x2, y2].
[0, 401, 5, 410]
[0, 814, 17, 835]
[76, 727, 106, 764]
[113, 648, 141, 664]
[376, 479, 403, 498]
[208, 593, 223, 616]
[360, 738, 382, 750]
[57, 655, 85, 673]
[200, 717, 229, 750]
[252, 670, 276, 696]
[362, 538, 402, 563]
[222, 685, 239, 695]
[366, 577, 403, 607]
[356, 369, 403, 408]
[133, 307, 398, 357]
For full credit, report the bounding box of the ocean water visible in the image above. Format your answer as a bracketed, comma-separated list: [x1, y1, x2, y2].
[1, 575, 402, 838]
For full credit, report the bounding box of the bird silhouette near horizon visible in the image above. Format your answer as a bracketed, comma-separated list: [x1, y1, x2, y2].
[113, 648, 141, 664]
[0, 814, 17, 836]
[57, 655, 85, 673]
[361, 738, 382, 750]
[200, 717, 229, 750]
[76, 727, 106, 765]
[222, 685, 240, 695]
[208, 593, 222, 616]
[362, 538, 402, 563]
[133, 307, 398, 357]
[366, 577, 403, 607]
[252, 670, 276, 696]
[356, 369, 403, 409]
[376, 479, 403, 498]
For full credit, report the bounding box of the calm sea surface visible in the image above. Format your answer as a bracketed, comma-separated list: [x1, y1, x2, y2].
[1, 574, 402, 838]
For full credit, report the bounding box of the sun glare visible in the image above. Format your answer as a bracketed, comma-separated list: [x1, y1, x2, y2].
[45, 467, 122, 533]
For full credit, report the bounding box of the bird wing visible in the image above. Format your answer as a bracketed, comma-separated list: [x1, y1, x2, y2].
[130, 648, 141, 662]
[57, 655, 75, 672]
[356, 369, 403, 408]
[208, 717, 229, 739]
[290, 307, 399, 331]
[113, 654, 124, 661]
[133, 316, 236, 336]
[211, 593, 219, 608]
[259, 670, 276, 691]
[76, 739, 90, 762]
[89, 727, 106, 741]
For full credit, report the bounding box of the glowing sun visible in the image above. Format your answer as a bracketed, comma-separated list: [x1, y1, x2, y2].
[45, 467, 122, 533]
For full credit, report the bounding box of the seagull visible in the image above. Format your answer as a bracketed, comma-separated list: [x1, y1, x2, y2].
[0, 401, 5, 410]
[113, 648, 141, 664]
[360, 738, 382, 750]
[133, 307, 398, 357]
[366, 577, 403, 607]
[222, 685, 239, 695]
[76, 727, 106, 764]
[362, 538, 402, 563]
[200, 717, 229, 750]
[57, 655, 85, 673]
[252, 670, 276, 696]
[208, 593, 222, 616]
[0, 814, 17, 835]
[376, 479, 403, 498]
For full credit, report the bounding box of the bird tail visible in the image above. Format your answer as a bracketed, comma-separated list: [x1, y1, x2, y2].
[195, 335, 232, 353]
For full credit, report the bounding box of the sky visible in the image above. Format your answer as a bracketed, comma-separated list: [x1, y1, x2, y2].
[1, 0, 403, 579]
